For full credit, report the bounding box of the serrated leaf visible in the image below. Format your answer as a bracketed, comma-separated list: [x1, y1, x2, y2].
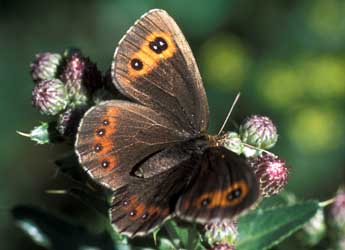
[237, 200, 320, 250]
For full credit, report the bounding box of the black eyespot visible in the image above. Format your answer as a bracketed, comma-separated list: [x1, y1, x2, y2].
[94, 144, 103, 152]
[129, 210, 136, 217]
[234, 189, 242, 198]
[141, 213, 148, 219]
[227, 188, 242, 201]
[131, 58, 143, 70]
[201, 198, 211, 207]
[97, 129, 105, 137]
[102, 119, 109, 126]
[149, 37, 168, 54]
[123, 200, 129, 206]
[101, 160, 109, 168]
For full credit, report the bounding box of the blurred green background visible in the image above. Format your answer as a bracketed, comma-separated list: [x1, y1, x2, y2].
[1, 0, 344, 249]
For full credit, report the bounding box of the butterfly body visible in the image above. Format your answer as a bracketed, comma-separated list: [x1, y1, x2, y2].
[75, 9, 259, 237]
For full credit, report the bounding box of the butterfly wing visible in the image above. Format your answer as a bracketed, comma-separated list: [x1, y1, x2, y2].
[176, 147, 259, 223]
[75, 100, 188, 190]
[109, 145, 200, 237]
[112, 9, 209, 135]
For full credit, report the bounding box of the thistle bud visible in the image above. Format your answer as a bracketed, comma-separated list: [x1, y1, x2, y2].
[330, 188, 345, 233]
[30, 53, 62, 83]
[248, 154, 288, 197]
[222, 132, 244, 155]
[205, 220, 237, 249]
[60, 49, 102, 107]
[240, 115, 278, 149]
[210, 243, 235, 250]
[32, 79, 69, 116]
[56, 108, 86, 137]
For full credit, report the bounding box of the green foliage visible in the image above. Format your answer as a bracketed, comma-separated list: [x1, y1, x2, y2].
[13, 197, 325, 250]
[237, 200, 320, 250]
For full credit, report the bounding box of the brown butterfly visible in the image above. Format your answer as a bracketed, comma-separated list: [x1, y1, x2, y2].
[75, 9, 259, 237]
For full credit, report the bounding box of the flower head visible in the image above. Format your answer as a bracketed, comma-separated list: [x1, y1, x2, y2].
[330, 187, 345, 232]
[210, 242, 235, 250]
[248, 154, 289, 197]
[32, 79, 69, 116]
[57, 108, 86, 137]
[240, 115, 278, 149]
[205, 220, 237, 248]
[30, 52, 62, 83]
[59, 48, 102, 107]
[222, 132, 244, 155]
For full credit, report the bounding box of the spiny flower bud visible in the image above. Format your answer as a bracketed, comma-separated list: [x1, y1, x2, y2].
[330, 188, 345, 232]
[222, 132, 244, 155]
[248, 154, 288, 197]
[60, 49, 102, 107]
[205, 220, 237, 248]
[240, 115, 278, 149]
[30, 53, 62, 83]
[32, 79, 69, 116]
[210, 243, 235, 250]
[56, 108, 86, 137]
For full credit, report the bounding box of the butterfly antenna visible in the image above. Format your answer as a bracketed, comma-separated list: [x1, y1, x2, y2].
[217, 92, 241, 135]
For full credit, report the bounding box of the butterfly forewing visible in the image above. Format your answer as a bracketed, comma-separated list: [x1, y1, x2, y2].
[75, 100, 188, 190]
[112, 9, 209, 135]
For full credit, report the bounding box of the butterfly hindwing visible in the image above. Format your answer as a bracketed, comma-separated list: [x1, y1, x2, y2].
[75, 100, 188, 190]
[112, 9, 209, 135]
[176, 147, 259, 223]
[110, 144, 200, 237]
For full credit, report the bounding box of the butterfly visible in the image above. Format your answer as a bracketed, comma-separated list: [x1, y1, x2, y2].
[75, 9, 259, 237]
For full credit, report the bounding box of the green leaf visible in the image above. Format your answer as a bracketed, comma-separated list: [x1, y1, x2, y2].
[17, 122, 64, 144]
[159, 220, 203, 250]
[237, 200, 320, 250]
[158, 238, 177, 250]
[17, 122, 50, 144]
[164, 220, 189, 247]
[257, 191, 297, 210]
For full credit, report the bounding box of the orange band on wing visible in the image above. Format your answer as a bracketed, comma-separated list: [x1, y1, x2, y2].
[127, 32, 176, 78]
[92, 107, 119, 172]
[194, 180, 249, 208]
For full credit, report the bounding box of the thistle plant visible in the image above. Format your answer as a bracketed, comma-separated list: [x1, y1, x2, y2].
[15, 47, 342, 250]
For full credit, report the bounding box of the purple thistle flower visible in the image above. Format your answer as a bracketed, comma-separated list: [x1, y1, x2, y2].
[59, 49, 102, 106]
[240, 115, 278, 150]
[205, 220, 237, 249]
[330, 188, 345, 232]
[56, 108, 86, 137]
[32, 79, 69, 116]
[30, 52, 62, 83]
[248, 153, 289, 197]
[210, 242, 236, 250]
